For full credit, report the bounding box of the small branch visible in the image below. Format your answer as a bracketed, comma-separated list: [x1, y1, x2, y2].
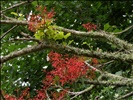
[12, 37, 41, 43]
[116, 91, 133, 100]
[0, 25, 18, 40]
[85, 60, 102, 73]
[96, 60, 114, 68]
[1, 14, 18, 21]
[0, 20, 28, 25]
[70, 85, 95, 100]
[85, 60, 133, 84]
[0, 1, 28, 13]
[20, 32, 32, 38]
[45, 90, 51, 100]
[114, 25, 133, 35]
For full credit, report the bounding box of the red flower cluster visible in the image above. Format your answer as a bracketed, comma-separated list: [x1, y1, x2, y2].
[4, 94, 16, 100]
[4, 51, 97, 100]
[32, 89, 47, 100]
[4, 88, 30, 100]
[52, 90, 68, 100]
[28, 6, 55, 32]
[43, 51, 89, 86]
[82, 22, 97, 31]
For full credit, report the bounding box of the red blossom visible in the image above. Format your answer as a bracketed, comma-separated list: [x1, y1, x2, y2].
[27, 6, 55, 32]
[82, 22, 97, 31]
[47, 10, 55, 19]
[43, 51, 90, 86]
[4, 51, 96, 100]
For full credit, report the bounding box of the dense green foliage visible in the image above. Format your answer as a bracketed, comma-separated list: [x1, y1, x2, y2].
[1, 1, 133, 99]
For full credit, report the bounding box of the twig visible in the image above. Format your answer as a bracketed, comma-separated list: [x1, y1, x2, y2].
[12, 37, 41, 43]
[20, 32, 32, 38]
[85, 60, 102, 73]
[96, 60, 114, 68]
[45, 90, 51, 100]
[1, 14, 18, 21]
[85, 60, 133, 83]
[70, 85, 95, 100]
[114, 25, 133, 35]
[0, 25, 18, 40]
[0, 20, 28, 25]
[0, 1, 28, 13]
[70, 76, 103, 99]
[116, 91, 133, 100]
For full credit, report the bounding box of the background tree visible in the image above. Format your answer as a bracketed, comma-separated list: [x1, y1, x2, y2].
[1, 1, 133, 100]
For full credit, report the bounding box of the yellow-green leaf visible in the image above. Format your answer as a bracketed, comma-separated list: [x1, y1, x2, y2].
[11, 12, 18, 16]
[64, 33, 71, 39]
[54, 31, 64, 40]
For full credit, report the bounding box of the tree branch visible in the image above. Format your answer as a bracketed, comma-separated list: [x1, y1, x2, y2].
[0, 1, 29, 14]
[1, 40, 133, 67]
[1, 19, 133, 50]
[85, 80, 133, 87]
[0, 25, 18, 40]
[85, 61, 133, 86]
[57, 26, 133, 50]
[12, 37, 41, 43]
[116, 91, 133, 100]
[0, 20, 28, 25]
[114, 25, 133, 35]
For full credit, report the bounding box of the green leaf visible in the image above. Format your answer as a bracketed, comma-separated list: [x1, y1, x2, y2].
[54, 31, 64, 40]
[68, 40, 74, 45]
[64, 33, 71, 39]
[32, 1, 37, 7]
[34, 30, 44, 40]
[11, 12, 18, 16]
[113, 29, 120, 32]
[104, 23, 110, 31]
[82, 42, 87, 45]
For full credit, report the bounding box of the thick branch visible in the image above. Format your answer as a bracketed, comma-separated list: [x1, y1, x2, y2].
[1, 19, 133, 50]
[85, 80, 133, 87]
[58, 26, 133, 50]
[0, 41, 49, 64]
[1, 41, 133, 65]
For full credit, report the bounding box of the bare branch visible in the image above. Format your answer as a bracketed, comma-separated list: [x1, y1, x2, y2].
[85, 60, 102, 73]
[0, 20, 28, 25]
[0, 1, 28, 13]
[45, 90, 51, 100]
[116, 91, 133, 100]
[12, 37, 41, 43]
[20, 32, 32, 38]
[0, 25, 18, 39]
[114, 25, 133, 35]
[70, 85, 95, 100]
